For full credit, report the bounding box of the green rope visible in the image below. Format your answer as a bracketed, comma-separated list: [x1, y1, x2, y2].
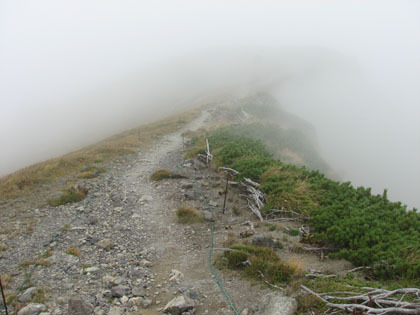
[177, 164, 240, 315]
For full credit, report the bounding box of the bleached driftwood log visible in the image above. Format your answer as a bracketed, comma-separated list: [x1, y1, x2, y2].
[301, 285, 420, 314]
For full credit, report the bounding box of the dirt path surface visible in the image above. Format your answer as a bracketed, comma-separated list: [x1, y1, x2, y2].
[0, 108, 352, 315]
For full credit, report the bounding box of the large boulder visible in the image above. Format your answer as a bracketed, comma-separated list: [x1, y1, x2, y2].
[260, 293, 297, 315]
[163, 295, 194, 315]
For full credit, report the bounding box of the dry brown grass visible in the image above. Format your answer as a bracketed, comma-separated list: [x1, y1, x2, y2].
[176, 206, 203, 224]
[0, 274, 12, 289]
[0, 107, 200, 201]
[66, 247, 81, 257]
[287, 257, 306, 277]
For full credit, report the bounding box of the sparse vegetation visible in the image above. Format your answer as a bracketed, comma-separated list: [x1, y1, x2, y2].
[218, 244, 295, 285]
[176, 206, 203, 224]
[48, 187, 87, 206]
[150, 169, 185, 181]
[66, 247, 81, 257]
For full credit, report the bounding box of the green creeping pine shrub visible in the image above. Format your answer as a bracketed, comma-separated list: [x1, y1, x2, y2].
[203, 128, 420, 279]
[220, 244, 295, 284]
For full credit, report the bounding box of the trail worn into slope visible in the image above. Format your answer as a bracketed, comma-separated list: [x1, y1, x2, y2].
[0, 109, 272, 314]
[1, 107, 352, 315]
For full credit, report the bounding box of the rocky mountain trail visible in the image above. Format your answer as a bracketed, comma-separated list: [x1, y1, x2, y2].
[0, 108, 350, 315]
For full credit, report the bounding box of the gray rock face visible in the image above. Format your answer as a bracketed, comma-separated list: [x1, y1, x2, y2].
[67, 298, 94, 315]
[19, 287, 38, 303]
[163, 295, 194, 315]
[260, 293, 297, 315]
[252, 234, 275, 248]
[17, 303, 47, 315]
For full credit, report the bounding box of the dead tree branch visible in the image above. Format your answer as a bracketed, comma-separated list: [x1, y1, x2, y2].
[301, 285, 420, 314]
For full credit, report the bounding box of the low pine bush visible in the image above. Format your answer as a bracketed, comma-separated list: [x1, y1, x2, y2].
[194, 128, 420, 279]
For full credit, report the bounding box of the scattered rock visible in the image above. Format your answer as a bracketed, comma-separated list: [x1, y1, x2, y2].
[163, 295, 194, 315]
[67, 298, 94, 315]
[141, 298, 152, 309]
[111, 285, 130, 298]
[19, 287, 38, 303]
[209, 200, 218, 207]
[108, 306, 122, 315]
[17, 303, 47, 315]
[85, 266, 100, 273]
[183, 192, 197, 200]
[87, 216, 98, 225]
[181, 183, 193, 189]
[96, 239, 114, 251]
[260, 293, 297, 315]
[132, 287, 146, 297]
[139, 195, 153, 203]
[169, 270, 184, 283]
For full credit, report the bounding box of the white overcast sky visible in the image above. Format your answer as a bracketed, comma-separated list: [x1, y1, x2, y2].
[0, 0, 419, 207]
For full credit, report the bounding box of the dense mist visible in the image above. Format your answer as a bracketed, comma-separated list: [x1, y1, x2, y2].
[1, 0, 419, 208]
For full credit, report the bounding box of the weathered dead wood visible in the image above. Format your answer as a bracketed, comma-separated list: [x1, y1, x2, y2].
[244, 177, 260, 188]
[347, 266, 373, 273]
[197, 138, 213, 164]
[305, 273, 337, 279]
[219, 167, 240, 176]
[301, 285, 420, 314]
[247, 199, 264, 222]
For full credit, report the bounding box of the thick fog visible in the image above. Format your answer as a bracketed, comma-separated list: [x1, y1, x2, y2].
[1, 0, 419, 208]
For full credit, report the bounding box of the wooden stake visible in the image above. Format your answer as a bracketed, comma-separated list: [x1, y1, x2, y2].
[0, 277, 8, 315]
[223, 174, 229, 214]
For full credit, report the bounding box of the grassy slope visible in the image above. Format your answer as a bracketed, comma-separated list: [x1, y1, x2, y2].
[0, 107, 200, 202]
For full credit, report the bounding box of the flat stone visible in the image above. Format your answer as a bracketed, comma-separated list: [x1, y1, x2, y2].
[108, 306, 122, 315]
[139, 195, 153, 203]
[260, 293, 297, 315]
[18, 303, 47, 315]
[67, 298, 94, 315]
[19, 287, 38, 303]
[163, 295, 194, 315]
[85, 267, 100, 273]
[111, 285, 130, 298]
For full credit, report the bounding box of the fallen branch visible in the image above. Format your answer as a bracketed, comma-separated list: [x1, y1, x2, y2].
[301, 285, 420, 314]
